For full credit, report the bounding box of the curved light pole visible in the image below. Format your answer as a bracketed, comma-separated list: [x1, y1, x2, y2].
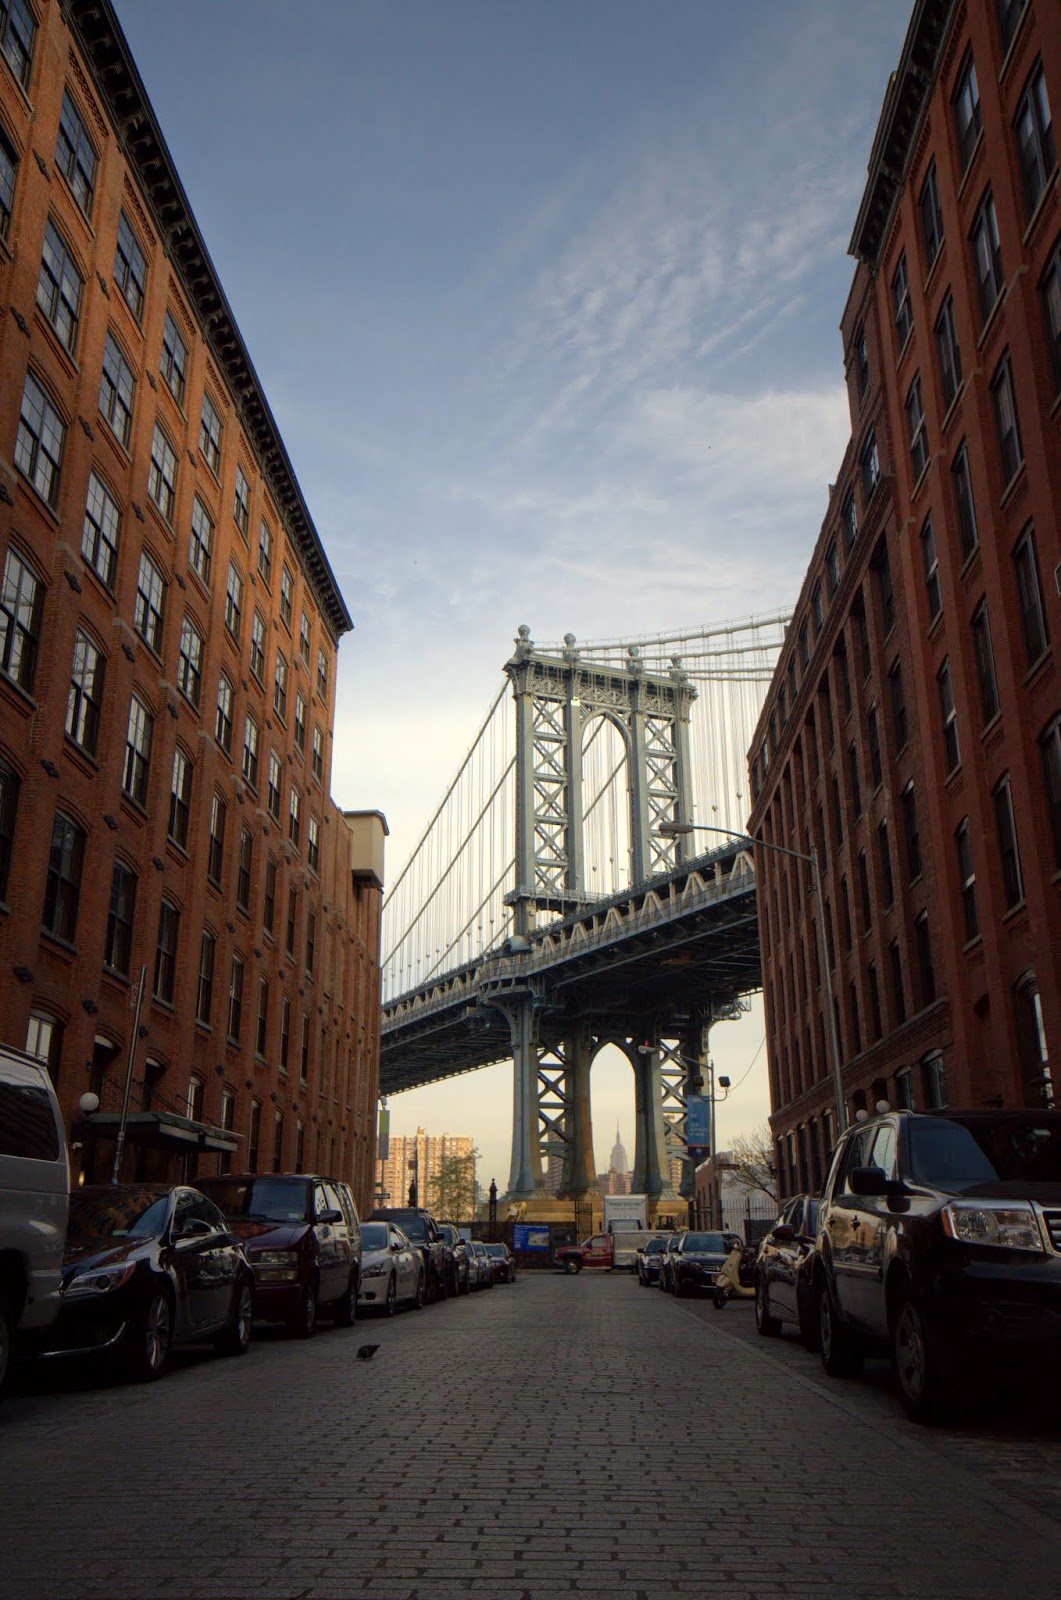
[659, 821, 848, 1137]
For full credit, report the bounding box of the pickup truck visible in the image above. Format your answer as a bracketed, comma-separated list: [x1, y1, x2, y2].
[556, 1229, 670, 1273]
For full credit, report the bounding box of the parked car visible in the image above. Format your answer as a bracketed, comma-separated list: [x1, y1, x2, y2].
[198, 1173, 361, 1337]
[812, 1108, 1061, 1423]
[755, 1195, 820, 1344]
[370, 1208, 449, 1301]
[485, 1242, 516, 1283]
[437, 1224, 471, 1295]
[658, 1233, 685, 1292]
[0, 1048, 69, 1403]
[665, 1231, 737, 1296]
[469, 1239, 494, 1288]
[42, 1185, 254, 1382]
[358, 1221, 424, 1314]
[636, 1235, 668, 1286]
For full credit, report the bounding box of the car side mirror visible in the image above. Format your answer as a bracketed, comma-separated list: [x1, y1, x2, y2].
[391, 1240, 403, 1252]
[771, 1223, 795, 1243]
[849, 1165, 889, 1196]
[318, 1208, 343, 1224]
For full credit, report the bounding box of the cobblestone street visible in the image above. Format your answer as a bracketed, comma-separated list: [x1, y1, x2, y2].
[5, 1272, 1061, 1600]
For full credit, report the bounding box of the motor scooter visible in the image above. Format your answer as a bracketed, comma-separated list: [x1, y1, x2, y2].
[712, 1241, 757, 1308]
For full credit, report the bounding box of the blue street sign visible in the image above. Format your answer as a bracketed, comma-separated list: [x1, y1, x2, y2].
[513, 1223, 551, 1252]
[685, 1094, 712, 1154]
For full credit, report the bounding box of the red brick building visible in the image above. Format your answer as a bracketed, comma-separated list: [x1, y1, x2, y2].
[0, 0, 385, 1211]
[748, 0, 1059, 1197]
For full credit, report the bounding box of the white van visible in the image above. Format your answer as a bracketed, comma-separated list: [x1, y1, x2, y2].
[0, 1047, 69, 1401]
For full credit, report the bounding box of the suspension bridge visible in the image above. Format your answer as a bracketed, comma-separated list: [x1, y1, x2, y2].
[380, 613, 789, 1211]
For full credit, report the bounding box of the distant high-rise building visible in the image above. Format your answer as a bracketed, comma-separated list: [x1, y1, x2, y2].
[376, 1128, 476, 1214]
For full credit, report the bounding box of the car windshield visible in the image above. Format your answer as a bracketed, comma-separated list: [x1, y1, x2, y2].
[485, 1244, 506, 1257]
[399, 1216, 428, 1241]
[683, 1233, 728, 1252]
[361, 1223, 389, 1250]
[68, 1189, 170, 1243]
[907, 1116, 1061, 1191]
[644, 1238, 666, 1255]
[201, 1177, 310, 1223]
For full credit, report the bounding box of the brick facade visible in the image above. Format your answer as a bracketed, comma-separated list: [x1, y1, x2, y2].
[748, 0, 1060, 1196]
[0, 0, 384, 1213]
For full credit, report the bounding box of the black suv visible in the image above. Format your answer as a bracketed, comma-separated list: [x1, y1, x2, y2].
[437, 1224, 471, 1295]
[370, 1208, 449, 1302]
[813, 1108, 1061, 1422]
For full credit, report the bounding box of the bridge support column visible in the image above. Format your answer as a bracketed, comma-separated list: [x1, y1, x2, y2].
[505, 997, 544, 1199]
[626, 1041, 671, 1201]
[678, 1011, 708, 1221]
[557, 1027, 599, 1202]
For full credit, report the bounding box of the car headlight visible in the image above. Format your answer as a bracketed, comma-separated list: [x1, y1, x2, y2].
[362, 1261, 389, 1277]
[941, 1202, 1044, 1252]
[64, 1262, 137, 1299]
[255, 1249, 299, 1267]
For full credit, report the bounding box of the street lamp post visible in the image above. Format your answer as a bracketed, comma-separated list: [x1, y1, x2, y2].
[660, 821, 848, 1136]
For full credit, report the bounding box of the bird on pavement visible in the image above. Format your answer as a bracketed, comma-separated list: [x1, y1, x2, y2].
[357, 1344, 380, 1361]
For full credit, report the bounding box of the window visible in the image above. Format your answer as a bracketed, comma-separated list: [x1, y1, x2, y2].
[199, 392, 223, 476]
[888, 659, 908, 751]
[114, 211, 147, 322]
[935, 293, 962, 410]
[242, 713, 259, 788]
[215, 672, 234, 754]
[186, 1077, 204, 1125]
[915, 913, 935, 1008]
[906, 373, 929, 479]
[224, 561, 243, 640]
[312, 725, 324, 782]
[25, 1012, 61, 1085]
[207, 792, 226, 886]
[919, 161, 944, 265]
[189, 498, 214, 588]
[971, 600, 1000, 724]
[122, 694, 153, 806]
[196, 930, 215, 1025]
[160, 312, 188, 406]
[854, 597, 871, 682]
[921, 516, 941, 624]
[56, 90, 97, 216]
[306, 908, 316, 975]
[901, 782, 922, 882]
[294, 690, 306, 754]
[997, 0, 1027, 54]
[227, 955, 244, 1043]
[237, 827, 253, 913]
[937, 658, 960, 773]
[922, 1051, 947, 1109]
[877, 818, 894, 908]
[288, 785, 301, 848]
[867, 705, 882, 790]
[134, 550, 166, 653]
[168, 746, 192, 848]
[308, 814, 320, 873]
[991, 352, 1023, 484]
[956, 818, 980, 941]
[280, 564, 294, 629]
[951, 441, 979, 561]
[825, 541, 839, 598]
[798, 620, 810, 670]
[15, 371, 65, 506]
[0, 122, 17, 239]
[218, 1090, 235, 1172]
[256, 979, 269, 1057]
[1013, 523, 1049, 666]
[317, 648, 329, 700]
[300, 1013, 311, 1084]
[267, 751, 282, 821]
[847, 743, 861, 820]
[299, 609, 311, 664]
[858, 849, 872, 933]
[176, 616, 203, 707]
[273, 651, 287, 720]
[98, 333, 137, 449]
[1044, 241, 1061, 394]
[830, 774, 843, 851]
[854, 325, 869, 398]
[102, 859, 137, 976]
[970, 191, 1004, 323]
[1, 0, 35, 87]
[842, 492, 857, 554]
[153, 898, 179, 1002]
[250, 610, 266, 682]
[892, 253, 912, 346]
[953, 51, 982, 171]
[258, 520, 273, 587]
[868, 963, 883, 1041]
[248, 1101, 261, 1171]
[43, 812, 83, 941]
[874, 542, 894, 636]
[37, 218, 83, 354]
[81, 473, 121, 590]
[840, 876, 852, 952]
[263, 856, 277, 934]
[273, 1109, 284, 1173]
[65, 630, 104, 754]
[1041, 718, 1061, 871]
[280, 996, 291, 1074]
[994, 773, 1024, 909]
[286, 885, 297, 959]
[0, 760, 19, 900]
[233, 463, 250, 538]
[148, 423, 178, 522]
[1014, 63, 1056, 217]
[889, 941, 906, 1027]
[0, 545, 42, 691]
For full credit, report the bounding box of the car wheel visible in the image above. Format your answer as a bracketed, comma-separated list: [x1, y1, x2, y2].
[0, 1292, 14, 1404]
[384, 1275, 397, 1317]
[332, 1273, 358, 1328]
[755, 1277, 781, 1337]
[218, 1280, 254, 1356]
[564, 1258, 581, 1275]
[413, 1272, 425, 1310]
[288, 1280, 318, 1339]
[124, 1288, 172, 1382]
[819, 1285, 863, 1378]
[894, 1296, 952, 1425]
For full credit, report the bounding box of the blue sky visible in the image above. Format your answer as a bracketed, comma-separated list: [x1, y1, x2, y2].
[116, 0, 912, 1183]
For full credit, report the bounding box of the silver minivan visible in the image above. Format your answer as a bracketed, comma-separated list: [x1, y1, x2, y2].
[0, 1047, 69, 1401]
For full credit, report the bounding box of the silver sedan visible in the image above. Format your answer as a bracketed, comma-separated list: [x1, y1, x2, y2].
[357, 1222, 424, 1316]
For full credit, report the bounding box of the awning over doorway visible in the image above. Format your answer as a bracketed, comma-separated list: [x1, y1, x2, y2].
[84, 1109, 239, 1154]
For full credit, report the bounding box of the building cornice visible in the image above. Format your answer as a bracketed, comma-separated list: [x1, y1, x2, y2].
[849, 0, 957, 269]
[63, 0, 353, 642]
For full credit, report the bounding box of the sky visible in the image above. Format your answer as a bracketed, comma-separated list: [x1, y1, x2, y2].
[115, 0, 912, 1190]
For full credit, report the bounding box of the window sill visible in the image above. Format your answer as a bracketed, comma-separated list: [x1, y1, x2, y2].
[39, 929, 78, 959]
[64, 738, 100, 774]
[922, 242, 945, 301]
[226, 1036, 242, 1051]
[0, 670, 37, 715]
[101, 965, 131, 988]
[944, 761, 963, 789]
[998, 5, 1033, 86]
[1002, 900, 1028, 926]
[927, 608, 945, 643]
[1020, 168, 1058, 251]
[165, 837, 190, 864]
[144, 496, 175, 543]
[959, 543, 982, 583]
[32, 309, 80, 381]
[999, 463, 1028, 512]
[120, 793, 149, 823]
[910, 454, 933, 503]
[955, 129, 985, 206]
[975, 291, 1006, 354]
[14, 469, 61, 529]
[194, 1019, 213, 1034]
[1022, 649, 1053, 690]
[97, 417, 133, 472]
[894, 323, 915, 374]
[53, 166, 97, 243]
[188, 565, 212, 608]
[962, 934, 983, 956]
[939, 380, 966, 439]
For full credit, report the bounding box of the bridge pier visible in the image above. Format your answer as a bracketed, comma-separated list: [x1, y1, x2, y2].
[504, 995, 545, 1199]
[626, 1040, 673, 1202]
[556, 1027, 599, 1202]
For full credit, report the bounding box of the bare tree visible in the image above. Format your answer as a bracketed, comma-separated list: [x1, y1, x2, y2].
[726, 1124, 778, 1204]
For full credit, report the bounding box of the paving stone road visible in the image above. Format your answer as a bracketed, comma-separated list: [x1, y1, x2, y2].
[3, 1271, 1060, 1600]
